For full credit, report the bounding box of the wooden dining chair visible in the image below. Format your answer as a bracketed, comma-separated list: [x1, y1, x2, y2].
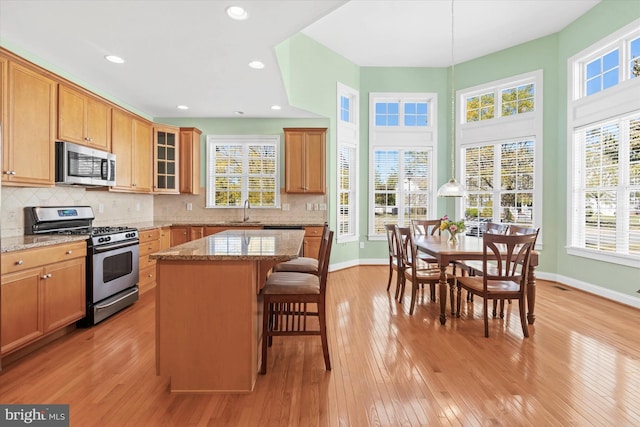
[272, 224, 329, 275]
[411, 219, 442, 237]
[410, 218, 443, 266]
[454, 222, 510, 277]
[384, 224, 404, 299]
[260, 229, 334, 374]
[396, 226, 456, 315]
[455, 231, 537, 337]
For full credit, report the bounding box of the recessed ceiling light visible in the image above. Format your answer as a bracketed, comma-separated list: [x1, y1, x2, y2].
[248, 61, 265, 70]
[177, 105, 189, 110]
[105, 55, 125, 64]
[226, 6, 248, 21]
[234, 111, 244, 115]
[271, 105, 281, 110]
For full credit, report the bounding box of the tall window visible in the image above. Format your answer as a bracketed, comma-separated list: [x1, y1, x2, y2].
[568, 19, 640, 267]
[206, 135, 279, 208]
[459, 71, 542, 237]
[369, 92, 437, 237]
[337, 83, 359, 242]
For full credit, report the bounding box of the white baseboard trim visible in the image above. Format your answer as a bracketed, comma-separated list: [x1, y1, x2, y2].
[328, 260, 640, 309]
[537, 271, 640, 309]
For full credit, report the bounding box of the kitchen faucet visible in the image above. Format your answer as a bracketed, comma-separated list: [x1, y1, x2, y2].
[243, 199, 251, 222]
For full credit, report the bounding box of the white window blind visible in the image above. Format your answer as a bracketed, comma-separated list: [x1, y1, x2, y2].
[206, 135, 279, 208]
[572, 114, 640, 256]
[463, 140, 534, 226]
[337, 82, 359, 242]
[373, 148, 432, 234]
[338, 144, 356, 237]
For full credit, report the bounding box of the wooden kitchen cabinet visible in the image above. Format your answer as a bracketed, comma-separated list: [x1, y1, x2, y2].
[58, 84, 111, 151]
[170, 226, 189, 246]
[303, 226, 324, 259]
[154, 125, 180, 194]
[160, 227, 172, 249]
[111, 109, 153, 192]
[190, 226, 204, 241]
[0, 56, 5, 158]
[138, 228, 161, 294]
[2, 58, 56, 187]
[179, 127, 202, 195]
[284, 128, 326, 194]
[1, 241, 86, 355]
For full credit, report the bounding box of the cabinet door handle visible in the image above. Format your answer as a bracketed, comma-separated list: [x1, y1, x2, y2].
[66, 250, 73, 254]
[16, 259, 24, 265]
[41, 273, 52, 280]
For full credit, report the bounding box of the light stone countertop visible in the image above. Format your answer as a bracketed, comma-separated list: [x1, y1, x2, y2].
[1, 234, 88, 253]
[149, 229, 305, 261]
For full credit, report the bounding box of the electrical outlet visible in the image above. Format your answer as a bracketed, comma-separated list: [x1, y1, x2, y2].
[313, 203, 319, 211]
[359, 242, 364, 249]
[187, 203, 193, 211]
[136, 202, 141, 212]
[306, 203, 312, 210]
[98, 203, 104, 214]
[319, 203, 327, 211]
[282, 203, 290, 211]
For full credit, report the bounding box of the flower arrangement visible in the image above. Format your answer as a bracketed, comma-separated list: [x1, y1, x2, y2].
[439, 215, 465, 243]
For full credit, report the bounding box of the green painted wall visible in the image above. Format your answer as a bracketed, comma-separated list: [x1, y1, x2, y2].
[274, 34, 361, 264]
[552, 0, 640, 295]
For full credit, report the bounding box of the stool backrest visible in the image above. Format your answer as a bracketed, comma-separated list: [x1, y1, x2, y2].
[318, 230, 334, 295]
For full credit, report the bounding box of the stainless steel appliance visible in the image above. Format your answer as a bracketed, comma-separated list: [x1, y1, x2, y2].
[55, 141, 116, 186]
[25, 206, 139, 325]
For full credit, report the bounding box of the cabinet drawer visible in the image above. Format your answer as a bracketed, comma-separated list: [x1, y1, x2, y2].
[139, 239, 160, 257]
[1, 241, 87, 274]
[139, 228, 160, 244]
[139, 254, 157, 270]
[304, 226, 324, 237]
[139, 265, 156, 287]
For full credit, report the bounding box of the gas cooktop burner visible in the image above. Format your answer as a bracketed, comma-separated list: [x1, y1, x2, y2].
[92, 226, 137, 236]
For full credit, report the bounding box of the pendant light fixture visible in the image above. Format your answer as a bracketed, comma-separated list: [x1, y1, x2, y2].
[437, 0, 467, 198]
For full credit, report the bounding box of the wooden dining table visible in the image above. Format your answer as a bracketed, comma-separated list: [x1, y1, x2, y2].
[413, 234, 539, 326]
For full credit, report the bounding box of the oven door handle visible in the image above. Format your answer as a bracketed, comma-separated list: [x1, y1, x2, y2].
[92, 240, 139, 254]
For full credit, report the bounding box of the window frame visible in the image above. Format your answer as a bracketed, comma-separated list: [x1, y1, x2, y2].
[458, 70, 543, 244]
[567, 19, 640, 268]
[368, 92, 438, 239]
[337, 82, 359, 243]
[205, 135, 280, 209]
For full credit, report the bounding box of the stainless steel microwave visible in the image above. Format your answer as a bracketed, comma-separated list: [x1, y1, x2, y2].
[55, 141, 116, 187]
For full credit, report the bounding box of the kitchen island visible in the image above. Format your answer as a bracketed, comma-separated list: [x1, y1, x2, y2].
[150, 229, 305, 393]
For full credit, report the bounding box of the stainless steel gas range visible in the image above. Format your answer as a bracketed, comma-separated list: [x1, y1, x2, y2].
[25, 206, 139, 325]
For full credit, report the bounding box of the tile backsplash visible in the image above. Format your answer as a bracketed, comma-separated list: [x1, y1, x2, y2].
[153, 191, 327, 224]
[1, 186, 327, 238]
[1, 186, 154, 238]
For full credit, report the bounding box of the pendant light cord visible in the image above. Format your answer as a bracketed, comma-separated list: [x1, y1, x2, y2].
[450, 0, 456, 178]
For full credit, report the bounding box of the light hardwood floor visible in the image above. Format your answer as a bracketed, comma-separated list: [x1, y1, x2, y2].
[1, 266, 639, 426]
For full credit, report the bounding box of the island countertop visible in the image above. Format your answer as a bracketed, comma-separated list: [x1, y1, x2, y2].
[149, 229, 305, 261]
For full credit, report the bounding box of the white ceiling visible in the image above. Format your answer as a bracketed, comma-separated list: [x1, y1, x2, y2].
[0, 0, 600, 119]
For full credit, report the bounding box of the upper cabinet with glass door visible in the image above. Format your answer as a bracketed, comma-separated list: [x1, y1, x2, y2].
[153, 125, 180, 194]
